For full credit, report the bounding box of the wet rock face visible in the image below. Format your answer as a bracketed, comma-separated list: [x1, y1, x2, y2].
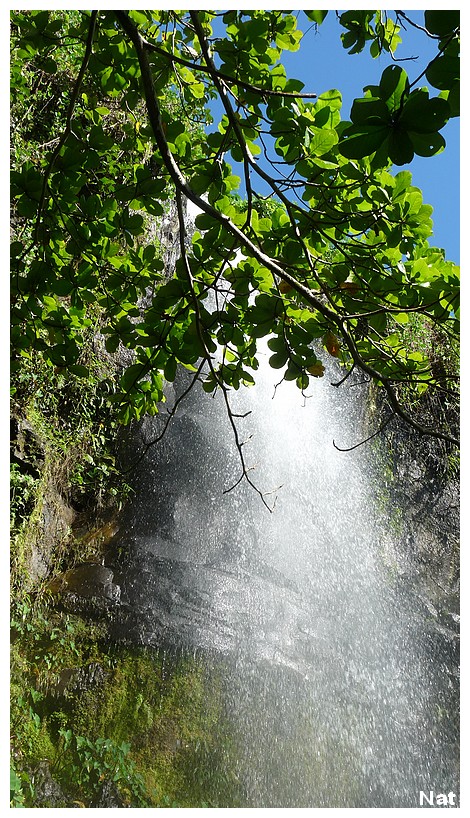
[371, 398, 460, 664]
[11, 414, 80, 583]
[47, 563, 121, 620]
[52, 662, 109, 698]
[37, 487, 77, 579]
[28, 761, 71, 808]
[388, 441, 458, 608]
[47, 563, 120, 601]
[91, 780, 130, 808]
[11, 417, 45, 478]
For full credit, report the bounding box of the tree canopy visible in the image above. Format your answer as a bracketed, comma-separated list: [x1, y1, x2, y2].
[11, 10, 460, 458]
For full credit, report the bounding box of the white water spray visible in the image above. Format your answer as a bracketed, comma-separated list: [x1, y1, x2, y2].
[112, 346, 458, 807]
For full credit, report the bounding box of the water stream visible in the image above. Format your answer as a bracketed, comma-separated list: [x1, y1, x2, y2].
[109, 348, 458, 807]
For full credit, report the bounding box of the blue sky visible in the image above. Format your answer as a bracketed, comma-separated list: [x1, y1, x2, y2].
[209, 10, 460, 264]
[282, 11, 460, 263]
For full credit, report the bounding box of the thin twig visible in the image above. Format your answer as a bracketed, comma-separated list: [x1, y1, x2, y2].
[121, 360, 206, 474]
[396, 10, 449, 39]
[331, 363, 356, 388]
[139, 28, 317, 99]
[115, 10, 459, 449]
[333, 412, 395, 452]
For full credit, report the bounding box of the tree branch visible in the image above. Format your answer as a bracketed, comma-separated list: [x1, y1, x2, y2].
[115, 10, 459, 449]
[135, 23, 318, 100]
[175, 188, 277, 511]
[34, 11, 98, 243]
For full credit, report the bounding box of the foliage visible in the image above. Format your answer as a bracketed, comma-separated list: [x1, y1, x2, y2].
[11, 10, 459, 503]
[55, 730, 148, 806]
[10, 463, 38, 530]
[69, 648, 237, 806]
[11, 344, 129, 528]
[10, 590, 235, 807]
[10, 598, 106, 807]
[10, 763, 28, 807]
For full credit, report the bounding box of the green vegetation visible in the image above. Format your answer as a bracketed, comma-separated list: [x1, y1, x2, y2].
[11, 595, 237, 807]
[11, 10, 459, 454]
[10, 10, 459, 807]
[10, 348, 127, 601]
[9, 342, 237, 806]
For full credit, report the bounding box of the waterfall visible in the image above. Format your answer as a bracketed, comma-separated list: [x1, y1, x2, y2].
[109, 344, 459, 807]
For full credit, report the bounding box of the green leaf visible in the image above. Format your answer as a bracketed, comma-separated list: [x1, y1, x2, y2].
[393, 312, 409, 325]
[105, 335, 120, 354]
[16, 195, 38, 218]
[338, 124, 388, 159]
[10, 767, 23, 793]
[267, 335, 287, 353]
[370, 39, 381, 59]
[316, 89, 342, 113]
[121, 364, 146, 392]
[350, 97, 390, 126]
[305, 11, 328, 25]
[41, 57, 57, 74]
[341, 30, 364, 54]
[379, 65, 409, 111]
[10, 241, 24, 258]
[388, 130, 414, 165]
[426, 55, 459, 92]
[445, 83, 460, 117]
[392, 170, 413, 200]
[269, 351, 288, 369]
[409, 130, 445, 158]
[424, 11, 459, 37]
[51, 279, 74, 296]
[308, 127, 338, 156]
[276, 28, 302, 52]
[123, 212, 145, 235]
[399, 91, 450, 134]
[339, 11, 374, 54]
[296, 373, 309, 390]
[194, 211, 220, 231]
[69, 364, 89, 377]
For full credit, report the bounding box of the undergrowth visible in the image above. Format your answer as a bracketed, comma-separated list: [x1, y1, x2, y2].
[10, 345, 238, 808]
[10, 593, 237, 807]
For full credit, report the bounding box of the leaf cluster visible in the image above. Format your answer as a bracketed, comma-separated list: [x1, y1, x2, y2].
[10, 9, 459, 449]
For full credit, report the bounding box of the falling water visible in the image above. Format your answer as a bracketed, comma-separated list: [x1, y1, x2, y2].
[109, 345, 459, 808]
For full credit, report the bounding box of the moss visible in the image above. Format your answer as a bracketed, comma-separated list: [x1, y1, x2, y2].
[10, 686, 57, 769]
[68, 646, 230, 806]
[10, 343, 233, 807]
[10, 342, 132, 617]
[11, 586, 234, 806]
